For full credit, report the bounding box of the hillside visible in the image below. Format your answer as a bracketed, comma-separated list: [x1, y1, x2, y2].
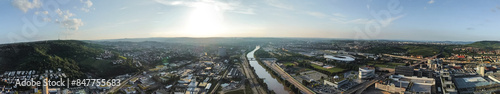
[466, 41, 500, 49]
[0, 40, 141, 78]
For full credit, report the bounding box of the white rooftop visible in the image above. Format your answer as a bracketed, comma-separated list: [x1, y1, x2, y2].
[324, 55, 355, 62]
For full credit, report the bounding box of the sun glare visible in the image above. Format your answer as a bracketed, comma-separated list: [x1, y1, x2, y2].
[184, 3, 226, 37]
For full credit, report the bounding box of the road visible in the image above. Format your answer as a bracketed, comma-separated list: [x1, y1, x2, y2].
[241, 52, 267, 94]
[383, 53, 474, 64]
[383, 54, 437, 61]
[383, 53, 441, 67]
[210, 65, 231, 94]
[261, 60, 316, 94]
[105, 74, 139, 93]
[354, 73, 394, 94]
[340, 72, 393, 94]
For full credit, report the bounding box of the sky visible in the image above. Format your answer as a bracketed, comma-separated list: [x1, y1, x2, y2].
[1, 0, 500, 44]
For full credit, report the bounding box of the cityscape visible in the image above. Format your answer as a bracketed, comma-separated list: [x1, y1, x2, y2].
[1, 39, 500, 94]
[1, 0, 500, 94]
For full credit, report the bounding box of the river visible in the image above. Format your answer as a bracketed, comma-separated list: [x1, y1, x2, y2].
[247, 46, 290, 94]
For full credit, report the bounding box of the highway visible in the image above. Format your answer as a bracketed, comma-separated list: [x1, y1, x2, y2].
[341, 72, 393, 94]
[383, 53, 441, 67]
[383, 54, 432, 63]
[354, 73, 393, 94]
[383, 53, 474, 64]
[261, 60, 316, 94]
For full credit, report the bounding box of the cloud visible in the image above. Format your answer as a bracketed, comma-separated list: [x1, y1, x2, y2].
[12, 0, 42, 13]
[387, 15, 404, 23]
[80, 0, 93, 12]
[155, 0, 186, 5]
[346, 19, 373, 24]
[43, 18, 52, 22]
[305, 11, 373, 24]
[11, 0, 90, 31]
[389, 15, 406, 22]
[329, 17, 374, 24]
[232, 8, 255, 14]
[265, 0, 293, 10]
[154, 0, 255, 14]
[81, 8, 90, 12]
[307, 12, 327, 18]
[120, 7, 128, 10]
[34, 11, 49, 15]
[428, 0, 434, 4]
[375, 15, 405, 26]
[81, 0, 93, 7]
[330, 13, 403, 25]
[54, 8, 83, 30]
[332, 13, 346, 17]
[307, 11, 348, 19]
[466, 27, 474, 31]
[116, 19, 142, 26]
[56, 9, 75, 20]
[56, 18, 84, 30]
[42, 11, 49, 14]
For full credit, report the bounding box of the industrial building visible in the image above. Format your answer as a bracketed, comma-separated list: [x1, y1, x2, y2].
[395, 66, 414, 76]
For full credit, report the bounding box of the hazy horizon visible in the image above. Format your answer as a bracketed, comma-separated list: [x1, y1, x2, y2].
[1, 0, 500, 44]
[0, 36, 485, 45]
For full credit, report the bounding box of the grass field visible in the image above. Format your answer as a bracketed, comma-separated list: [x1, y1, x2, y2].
[311, 64, 345, 73]
[282, 62, 296, 66]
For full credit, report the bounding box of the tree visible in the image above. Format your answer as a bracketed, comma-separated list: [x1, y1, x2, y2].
[302, 80, 309, 86]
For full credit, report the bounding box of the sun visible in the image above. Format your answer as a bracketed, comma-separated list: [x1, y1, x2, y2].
[184, 3, 226, 37]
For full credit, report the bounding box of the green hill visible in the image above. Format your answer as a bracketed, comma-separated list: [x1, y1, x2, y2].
[0, 40, 141, 78]
[466, 41, 500, 49]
